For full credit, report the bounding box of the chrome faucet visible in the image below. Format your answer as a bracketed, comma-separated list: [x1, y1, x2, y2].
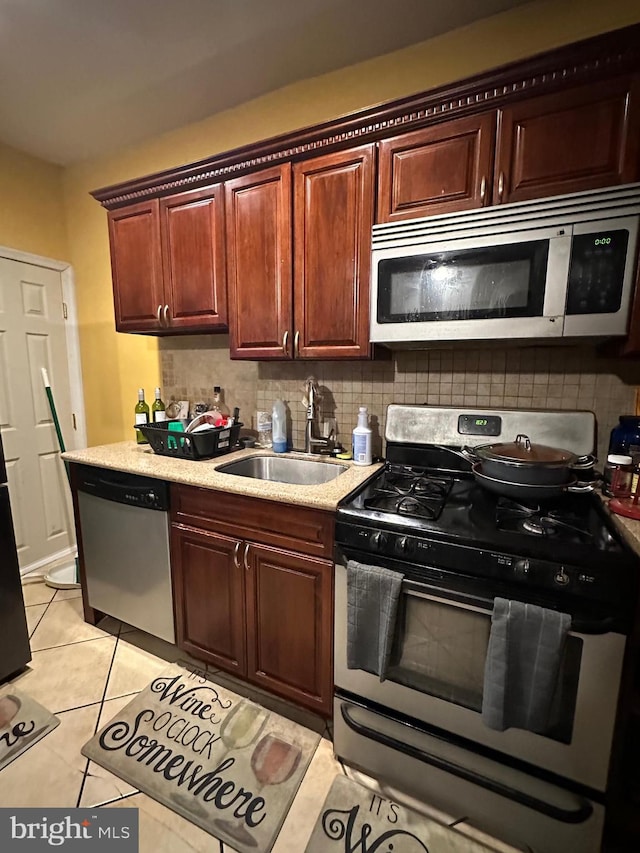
[303, 378, 335, 455]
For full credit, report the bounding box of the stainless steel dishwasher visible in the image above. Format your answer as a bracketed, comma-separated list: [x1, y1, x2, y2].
[76, 465, 175, 643]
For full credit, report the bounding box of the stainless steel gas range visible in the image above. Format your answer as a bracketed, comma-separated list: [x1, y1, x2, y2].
[333, 405, 638, 853]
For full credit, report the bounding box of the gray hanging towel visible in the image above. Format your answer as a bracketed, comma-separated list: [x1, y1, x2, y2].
[346, 559, 404, 682]
[482, 597, 571, 733]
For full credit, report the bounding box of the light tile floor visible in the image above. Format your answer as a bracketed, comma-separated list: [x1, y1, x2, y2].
[1, 579, 520, 853]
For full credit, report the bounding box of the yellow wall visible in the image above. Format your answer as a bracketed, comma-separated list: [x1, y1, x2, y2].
[61, 0, 640, 445]
[0, 141, 68, 260]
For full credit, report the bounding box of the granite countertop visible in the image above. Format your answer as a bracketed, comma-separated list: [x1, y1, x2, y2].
[62, 442, 383, 511]
[599, 493, 640, 558]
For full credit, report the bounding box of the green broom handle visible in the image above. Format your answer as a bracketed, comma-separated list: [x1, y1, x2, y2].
[41, 368, 70, 483]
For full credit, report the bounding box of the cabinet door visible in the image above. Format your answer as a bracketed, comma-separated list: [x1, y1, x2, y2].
[107, 200, 164, 332]
[245, 544, 332, 716]
[495, 77, 640, 204]
[377, 114, 496, 222]
[293, 144, 375, 359]
[159, 185, 227, 331]
[225, 165, 292, 359]
[171, 525, 246, 674]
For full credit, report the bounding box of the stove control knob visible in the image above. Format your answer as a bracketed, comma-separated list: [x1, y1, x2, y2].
[554, 568, 570, 587]
[395, 536, 414, 555]
[370, 531, 388, 551]
[513, 559, 530, 579]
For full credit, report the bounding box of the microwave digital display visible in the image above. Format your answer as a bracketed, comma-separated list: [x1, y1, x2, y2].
[377, 240, 549, 323]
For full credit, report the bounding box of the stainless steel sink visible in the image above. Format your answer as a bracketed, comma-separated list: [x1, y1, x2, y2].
[216, 454, 348, 485]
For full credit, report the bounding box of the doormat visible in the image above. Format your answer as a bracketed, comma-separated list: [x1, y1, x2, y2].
[82, 663, 320, 853]
[305, 775, 496, 853]
[0, 690, 60, 771]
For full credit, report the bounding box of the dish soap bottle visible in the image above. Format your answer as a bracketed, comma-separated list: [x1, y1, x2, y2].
[272, 399, 287, 453]
[134, 388, 150, 444]
[352, 406, 372, 466]
[152, 387, 167, 422]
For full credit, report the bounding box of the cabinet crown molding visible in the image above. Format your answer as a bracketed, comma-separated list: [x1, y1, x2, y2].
[92, 23, 640, 210]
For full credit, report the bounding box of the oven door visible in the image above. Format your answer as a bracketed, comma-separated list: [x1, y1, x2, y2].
[370, 225, 572, 344]
[334, 555, 625, 793]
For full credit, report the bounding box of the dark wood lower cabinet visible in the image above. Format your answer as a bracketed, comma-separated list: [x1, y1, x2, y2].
[246, 544, 332, 713]
[171, 525, 246, 674]
[170, 485, 334, 716]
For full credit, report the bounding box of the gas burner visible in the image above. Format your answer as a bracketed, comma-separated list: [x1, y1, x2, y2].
[363, 492, 440, 520]
[521, 518, 546, 535]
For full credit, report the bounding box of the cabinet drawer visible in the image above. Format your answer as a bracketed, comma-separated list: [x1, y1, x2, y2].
[170, 484, 334, 558]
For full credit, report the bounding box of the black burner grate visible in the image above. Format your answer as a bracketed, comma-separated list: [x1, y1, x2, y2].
[363, 464, 453, 520]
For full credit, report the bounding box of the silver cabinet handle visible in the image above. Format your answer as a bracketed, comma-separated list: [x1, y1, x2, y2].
[163, 304, 170, 326]
[282, 330, 289, 355]
[294, 330, 300, 357]
[498, 171, 504, 202]
[480, 175, 486, 203]
[233, 541, 241, 570]
[156, 304, 162, 325]
[243, 542, 250, 571]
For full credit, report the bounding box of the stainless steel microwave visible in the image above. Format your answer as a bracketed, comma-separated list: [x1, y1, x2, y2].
[370, 183, 640, 346]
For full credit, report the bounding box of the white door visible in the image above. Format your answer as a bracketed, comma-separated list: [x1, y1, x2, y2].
[0, 257, 75, 572]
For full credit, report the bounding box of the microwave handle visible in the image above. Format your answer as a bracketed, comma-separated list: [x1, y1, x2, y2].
[339, 701, 593, 825]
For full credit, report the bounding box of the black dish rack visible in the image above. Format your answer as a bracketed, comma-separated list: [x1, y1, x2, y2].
[136, 420, 243, 460]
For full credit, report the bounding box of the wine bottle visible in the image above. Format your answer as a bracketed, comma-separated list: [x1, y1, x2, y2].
[152, 387, 167, 422]
[134, 388, 150, 444]
[210, 386, 230, 426]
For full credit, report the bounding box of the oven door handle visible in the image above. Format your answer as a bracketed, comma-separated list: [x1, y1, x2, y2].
[402, 579, 494, 614]
[339, 702, 594, 825]
[402, 580, 618, 635]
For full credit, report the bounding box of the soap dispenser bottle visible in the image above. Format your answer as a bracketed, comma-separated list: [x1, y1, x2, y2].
[352, 406, 372, 466]
[272, 399, 287, 453]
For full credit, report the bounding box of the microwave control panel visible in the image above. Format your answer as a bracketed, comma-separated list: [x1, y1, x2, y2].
[566, 229, 629, 315]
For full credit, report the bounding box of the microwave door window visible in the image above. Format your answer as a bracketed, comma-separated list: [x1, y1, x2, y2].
[378, 240, 549, 323]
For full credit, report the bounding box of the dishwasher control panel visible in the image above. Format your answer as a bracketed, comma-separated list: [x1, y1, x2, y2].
[74, 464, 170, 511]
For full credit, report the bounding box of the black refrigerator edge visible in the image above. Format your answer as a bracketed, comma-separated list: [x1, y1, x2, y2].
[0, 432, 31, 681]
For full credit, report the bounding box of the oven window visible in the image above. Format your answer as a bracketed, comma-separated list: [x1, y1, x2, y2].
[376, 240, 549, 323]
[385, 595, 582, 744]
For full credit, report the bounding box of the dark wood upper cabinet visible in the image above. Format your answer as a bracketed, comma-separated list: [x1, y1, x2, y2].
[226, 148, 375, 360]
[108, 200, 164, 332]
[225, 165, 293, 359]
[108, 186, 228, 334]
[294, 144, 375, 359]
[159, 185, 227, 330]
[495, 77, 640, 205]
[377, 114, 496, 222]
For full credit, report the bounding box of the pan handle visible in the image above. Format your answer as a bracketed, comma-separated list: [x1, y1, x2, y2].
[435, 445, 478, 464]
[566, 481, 595, 494]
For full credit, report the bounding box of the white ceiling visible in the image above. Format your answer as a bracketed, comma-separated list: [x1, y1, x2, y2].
[0, 0, 530, 166]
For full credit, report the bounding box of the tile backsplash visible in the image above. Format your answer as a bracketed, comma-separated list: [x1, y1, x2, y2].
[161, 336, 640, 464]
